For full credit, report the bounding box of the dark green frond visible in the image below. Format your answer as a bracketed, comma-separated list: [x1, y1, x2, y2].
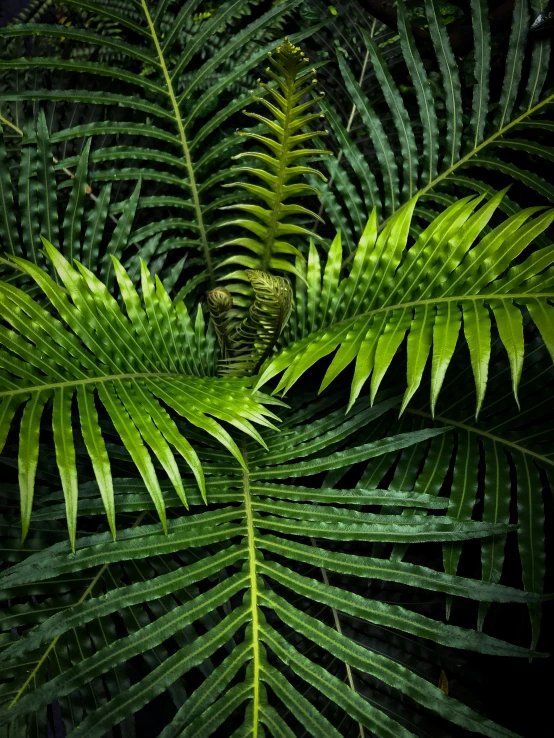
[0, 4, 552, 737]
[0, 0, 309, 292]
[0, 398, 543, 738]
[319, 0, 554, 239]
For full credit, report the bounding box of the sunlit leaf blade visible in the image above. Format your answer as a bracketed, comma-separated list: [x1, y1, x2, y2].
[258, 194, 554, 414]
[0, 244, 278, 541]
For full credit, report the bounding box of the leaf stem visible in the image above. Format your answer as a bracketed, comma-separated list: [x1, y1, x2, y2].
[260, 61, 295, 271]
[264, 292, 554, 372]
[406, 408, 554, 469]
[309, 537, 365, 738]
[0, 371, 184, 399]
[242, 440, 260, 736]
[417, 92, 554, 200]
[140, 0, 214, 286]
[0, 113, 22, 136]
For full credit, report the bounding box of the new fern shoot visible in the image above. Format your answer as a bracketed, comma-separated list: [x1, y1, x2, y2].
[221, 39, 330, 280]
[208, 40, 330, 376]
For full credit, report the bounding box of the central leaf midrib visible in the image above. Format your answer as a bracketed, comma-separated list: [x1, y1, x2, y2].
[342, 91, 554, 269]
[260, 74, 294, 272]
[140, 0, 214, 286]
[276, 291, 554, 354]
[401, 92, 554, 218]
[406, 408, 554, 469]
[0, 371, 184, 398]
[242, 441, 261, 736]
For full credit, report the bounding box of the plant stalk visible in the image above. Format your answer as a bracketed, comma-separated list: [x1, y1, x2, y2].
[140, 0, 215, 287]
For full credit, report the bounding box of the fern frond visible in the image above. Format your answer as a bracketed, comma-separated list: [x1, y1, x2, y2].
[0, 0, 310, 289]
[320, 0, 553, 241]
[0, 122, 144, 293]
[219, 38, 331, 285]
[0, 398, 545, 738]
[0, 4, 552, 735]
[351, 338, 554, 648]
[257, 192, 554, 417]
[206, 286, 234, 356]
[222, 269, 293, 376]
[0, 242, 279, 549]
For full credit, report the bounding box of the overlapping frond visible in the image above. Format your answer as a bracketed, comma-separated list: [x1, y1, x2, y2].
[0, 120, 143, 290]
[206, 285, 235, 357]
[0, 0, 311, 291]
[223, 269, 294, 376]
[351, 338, 554, 650]
[0, 398, 545, 737]
[0, 4, 552, 736]
[259, 192, 554, 417]
[0, 243, 280, 549]
[298, 0, 403, 123]
[318, 0, 553, 250]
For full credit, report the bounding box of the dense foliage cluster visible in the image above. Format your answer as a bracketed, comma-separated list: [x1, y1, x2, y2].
[0, 1, 553, 737]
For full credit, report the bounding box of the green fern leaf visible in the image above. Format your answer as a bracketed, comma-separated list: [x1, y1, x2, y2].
[223, 270, 293, 376]
[0, 242, 279, 549]
[257, 193, 554, 416]
[0, 397, 543, 737]
[322, 0, 554, 238]
[0, 0, 309, 289]
[219, 38, 330, 287]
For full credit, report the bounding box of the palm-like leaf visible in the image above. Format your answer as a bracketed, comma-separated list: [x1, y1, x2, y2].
[0, 397, 546, 738]
[317, 0, 553, 251]
[0, 243, 280, 549]
[258, 191, 554, 417]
